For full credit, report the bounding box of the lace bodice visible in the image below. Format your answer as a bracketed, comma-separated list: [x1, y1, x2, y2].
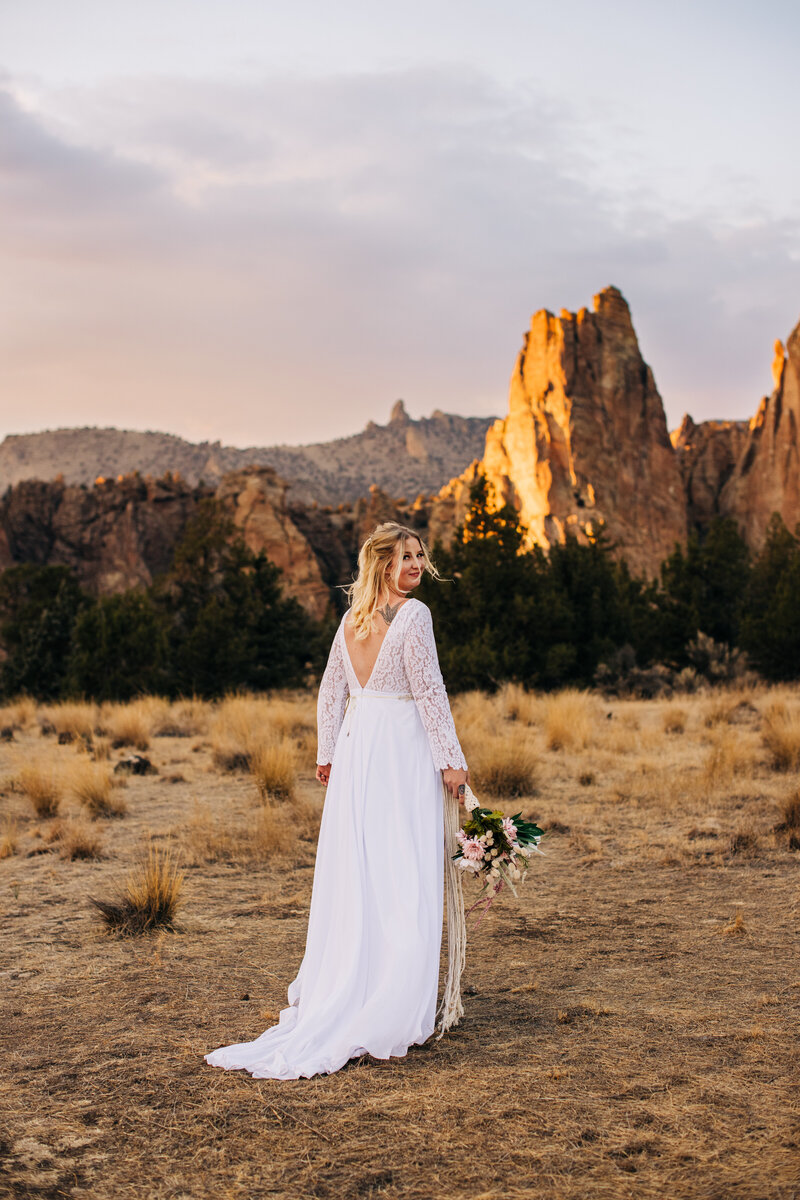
[316, 598, 468, 771]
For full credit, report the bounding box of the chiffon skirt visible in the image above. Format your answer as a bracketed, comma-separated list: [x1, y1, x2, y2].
[204, 688, 445, 1080]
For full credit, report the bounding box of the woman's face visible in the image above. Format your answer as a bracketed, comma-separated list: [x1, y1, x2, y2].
[386, 537, 425, 595]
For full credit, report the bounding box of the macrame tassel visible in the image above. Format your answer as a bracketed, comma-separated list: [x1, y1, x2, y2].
[435, 780, 467, 1039]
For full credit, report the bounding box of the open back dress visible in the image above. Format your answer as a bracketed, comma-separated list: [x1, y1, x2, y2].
[204, 596, 468, 1081]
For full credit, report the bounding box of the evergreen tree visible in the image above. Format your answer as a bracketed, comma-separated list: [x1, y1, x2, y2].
[155, 499, 316, 696]
[68, 591, 168, 700]
[0, 565, 85, 699]
[656, 517, 750, 663]
[739, 514, 800, 680]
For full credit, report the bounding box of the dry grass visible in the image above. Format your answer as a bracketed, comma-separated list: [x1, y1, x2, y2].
[497, 682, 540, 726]
[662, 704, 688, 734]
[67, 759, 125, 818]
[0, 695, 37, 729]
[251, 738, 297, 801]
[52, 817, 105, 861]
[543, 689, 596, 751]
[40, 701, 97, 741]
[775, 788, 800, 832]
[701, 727, 760, 790]
[101, 701, 153, 750]
[0, 817, 18, 858]
[16, 762, 62, 817]
[762, 700, 800, 770]
[2, 683, 800, 1200]
[184, 799, 308, 865]
[90, 842, 184, 934]
[152, 696, 209, 738]
[464, 729, 537, 799]
[210, 693, 278, 770]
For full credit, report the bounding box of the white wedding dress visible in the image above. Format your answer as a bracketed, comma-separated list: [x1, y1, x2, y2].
[204, 597, 468, 1081]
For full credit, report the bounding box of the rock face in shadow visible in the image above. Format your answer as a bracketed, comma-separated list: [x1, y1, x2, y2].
[429, 287, 688, 576]
[718, 330, 800, 545]
[0, 469, 336, 620]
[0, 474, 204, 595]
[214, 468, 331, 621]
[671, 415, 749, 536]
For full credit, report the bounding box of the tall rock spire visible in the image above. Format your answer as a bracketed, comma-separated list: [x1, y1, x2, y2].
[472, 285, 687, 576]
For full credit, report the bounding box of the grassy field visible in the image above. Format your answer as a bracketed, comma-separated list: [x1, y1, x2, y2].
[1, 684, 799, 1199]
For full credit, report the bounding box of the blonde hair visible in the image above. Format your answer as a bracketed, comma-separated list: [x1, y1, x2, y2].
[343, 522, 440, 640]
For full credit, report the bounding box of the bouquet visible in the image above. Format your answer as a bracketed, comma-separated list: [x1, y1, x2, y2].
[453, 785, 545, 926]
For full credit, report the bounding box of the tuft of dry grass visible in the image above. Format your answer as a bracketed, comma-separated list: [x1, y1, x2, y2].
[52, 818, 105, 861]
[251, 738, 297, 801]
[543, 689, 596, 751]
[40, 702, 97, 742]
[719, 910, 748, 937]
[701, 728, 759, 790]
[68, 760, 125, 818]
[152, 696, 209, 738]
[663, 705, 688, 734]
[102, 701, 152, 750]
[774, 788, 800, 833]
[90, 843, 184, 934]
[16, 763, 62, 817]
[0, 818, 18, 859]
[210, 694, 278, 770]
[0, 696, 37, 730]
[462, 728, 537, 799]
[497, 682, 541, 726]
[761, 701, 800, 771]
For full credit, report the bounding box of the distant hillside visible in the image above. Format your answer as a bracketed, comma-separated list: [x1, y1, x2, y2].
[0, 400, 497, 506]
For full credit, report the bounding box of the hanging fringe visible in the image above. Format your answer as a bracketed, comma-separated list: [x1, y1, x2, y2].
[435, 779, 467, 1039]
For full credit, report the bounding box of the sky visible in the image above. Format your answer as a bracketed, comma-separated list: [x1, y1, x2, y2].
[1, 0, 798, 447]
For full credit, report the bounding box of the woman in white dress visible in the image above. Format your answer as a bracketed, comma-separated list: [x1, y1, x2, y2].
[205, 522, 470, 1081]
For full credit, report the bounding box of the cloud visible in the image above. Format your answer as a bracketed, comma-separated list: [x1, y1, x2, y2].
[0, 67, 797, 448]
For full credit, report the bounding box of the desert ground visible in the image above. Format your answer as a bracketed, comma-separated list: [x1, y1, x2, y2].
[1, 683, 799, 1200]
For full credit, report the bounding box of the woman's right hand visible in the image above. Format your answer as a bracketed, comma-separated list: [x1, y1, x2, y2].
[316, 764, 332, 786]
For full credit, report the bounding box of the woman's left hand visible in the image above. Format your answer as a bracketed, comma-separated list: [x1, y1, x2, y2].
[442, 767, 469, 804]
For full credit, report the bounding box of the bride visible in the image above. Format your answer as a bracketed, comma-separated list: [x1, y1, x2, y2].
[204, 521, 470, 1081]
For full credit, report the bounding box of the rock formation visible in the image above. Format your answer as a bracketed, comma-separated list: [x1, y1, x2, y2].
[215, 468, 331, 621]
[429, 287, 688, 576]
[671, 415, 749, 535]
[718, 330, 800, 545]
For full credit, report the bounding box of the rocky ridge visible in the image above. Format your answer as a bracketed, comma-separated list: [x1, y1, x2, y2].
[0, 401, 495, 508]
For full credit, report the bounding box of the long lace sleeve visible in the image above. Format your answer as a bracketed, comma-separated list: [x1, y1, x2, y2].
[316, 626, 349, 765]
[403, 603, 468, 771]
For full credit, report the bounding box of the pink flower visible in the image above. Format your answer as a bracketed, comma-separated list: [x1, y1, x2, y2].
[461, 838, 485, 862]
[502, 817, 518, 840]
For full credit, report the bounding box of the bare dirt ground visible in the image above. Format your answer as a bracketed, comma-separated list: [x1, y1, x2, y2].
[1, 687, 799, 1199]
